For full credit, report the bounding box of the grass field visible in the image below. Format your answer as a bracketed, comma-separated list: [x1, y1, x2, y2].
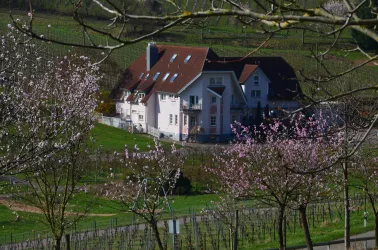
[90, 123, 173, 152]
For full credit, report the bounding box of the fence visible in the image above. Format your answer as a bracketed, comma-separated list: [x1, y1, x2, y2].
[98, 115, 148, 134]
[147, 125, 160, 138]
[0, 195, 374, 250]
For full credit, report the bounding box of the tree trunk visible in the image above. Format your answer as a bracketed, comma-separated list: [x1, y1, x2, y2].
[299, 205, 313, 250]
[375, 213, 378, 248]
[343, 162, 350, 250]
[278, 206, 286, 250]
[151, 219, 165, 250]
[54, 237, 61, 250]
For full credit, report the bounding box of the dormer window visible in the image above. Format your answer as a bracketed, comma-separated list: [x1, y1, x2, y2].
[163, 73, 170, 81]
[139, 73, 144, 79]
[184, 55, 191, 63]
[138, 93, 145, 99]
[153, 72, 160, 80]
[170, 54, 178, 63]
[170, 73, 178, 82]
[144, 73, 150, 80]
[254, 74, 259, 85]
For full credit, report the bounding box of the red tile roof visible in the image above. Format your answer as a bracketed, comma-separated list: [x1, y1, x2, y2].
[239, 64, 259, 84]
[114, 45, 301, 103]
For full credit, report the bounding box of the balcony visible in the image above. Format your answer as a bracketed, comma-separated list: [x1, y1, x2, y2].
[230, 103, 246, 110]
[180, 104, 202, 112]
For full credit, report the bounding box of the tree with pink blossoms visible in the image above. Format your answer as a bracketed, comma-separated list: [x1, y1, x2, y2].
[0, 26, 99, 175]
[210, 114, 342, 250]
[104, 141, 183, 250]
[351, 149, 378, 248]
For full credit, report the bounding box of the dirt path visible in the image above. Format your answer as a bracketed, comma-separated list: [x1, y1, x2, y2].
[0, 199, 116, 217]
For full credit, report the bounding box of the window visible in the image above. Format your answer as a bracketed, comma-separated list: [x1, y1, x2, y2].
[144, 73, 150, 80]
[170, 73, 178, 82]
[170, 54, 177, 62]
[254, 74, 259, 85]
[211, 96, 217, 104]
[189, 95, 199, 105]
[184, 116, 187, 126]
[138, 93, 145, 99]
[251, 90, 261, 98]
[138, 115, 144, 121]
[169, 114, 173, 124]
[210, 116, 216, 126]
[161, 94, 167, 100]
[169, 94, 175, 99]
[175, 115, 178, 125]
[216, 77, 223, 85]
[132, 110, 137, 113]
[184, 55, 192, 63]
[139, 73, 144, 79]
[190, 116, 196, 126]
[153, 72, 160, 80]
[163, 73, 170, 81]
[210, 77, 223, 85]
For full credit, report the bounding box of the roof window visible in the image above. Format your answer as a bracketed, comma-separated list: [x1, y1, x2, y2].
[170, 54, 178, 63]
[153, 72, 160, 80]
[144, 73, 150, 80]
[163, 73, 170, 81]
[139, 73, 144, 79]
[170, 73, 178, 82]
[184, 55, 192, 63]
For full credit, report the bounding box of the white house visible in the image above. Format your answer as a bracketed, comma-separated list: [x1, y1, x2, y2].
[113, 43, 302, 142]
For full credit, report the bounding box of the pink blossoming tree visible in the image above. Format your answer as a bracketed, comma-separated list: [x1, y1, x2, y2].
[209, 114, 342, 250]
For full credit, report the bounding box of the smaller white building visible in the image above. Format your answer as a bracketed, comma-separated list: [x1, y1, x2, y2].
[113, 43, 302, 142]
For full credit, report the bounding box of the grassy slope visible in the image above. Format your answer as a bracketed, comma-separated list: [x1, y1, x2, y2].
[90, 123, 171, 152]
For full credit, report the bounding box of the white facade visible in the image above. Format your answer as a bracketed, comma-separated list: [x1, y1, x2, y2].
[116, 69, 299, 142]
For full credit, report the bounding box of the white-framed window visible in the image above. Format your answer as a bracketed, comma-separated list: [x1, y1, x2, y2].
[254, 74, 259, 85]
[139, 73, 144, 79]
[210, 116, 216, 126]
[169, 114, 173, 124]
[144, 73, 150, 80]
[161, 94, 167, 100]
[153, 72, 160, 80]
[138, 93, 145, 99]
[163, 73, 170, 81]
[170, 54, 177, 62]
[189, 95, 199, 105]
[251, 90, 261, 98]
[184, 115, 187, 126]
[211, 96, 216, 104]
[210, 77, 223, 85]
[184, 55, 191, 63]
[138, 115, 144, 121]
[190, 116, 196, 126]
[216, 77, 223, 85]
[175, 115, 178, 125]
[132, 110, 137, 113]
[169, 94, 175, 99]
[170, 73, 178, 82]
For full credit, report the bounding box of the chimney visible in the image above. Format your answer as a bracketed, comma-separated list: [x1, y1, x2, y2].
[146, 42, 158, 71]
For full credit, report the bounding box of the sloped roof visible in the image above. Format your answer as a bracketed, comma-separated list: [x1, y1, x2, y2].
[203, 57, 301, 100]
[115, 45, 301, 102]
[207, 86, 226, 97]
[117, 45, 216, 103]
[239, 64, 259, 84]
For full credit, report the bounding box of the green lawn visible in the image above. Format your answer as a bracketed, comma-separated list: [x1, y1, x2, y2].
[90, 123, 171, 152]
